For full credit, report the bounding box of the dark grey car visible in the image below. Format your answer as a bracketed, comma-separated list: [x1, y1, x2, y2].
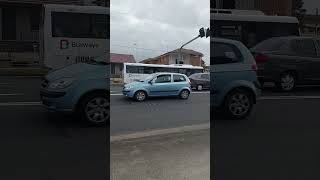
[251, 36, 320, 91]
[189, 73, 210, 91]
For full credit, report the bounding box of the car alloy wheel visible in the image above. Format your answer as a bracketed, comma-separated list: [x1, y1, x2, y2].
[280, 73, 295, 91]
[135, 91, 146, 101]
[85, 97, 110, 124]
[224, 89, 253, 119]
[180, 90, 190, 99]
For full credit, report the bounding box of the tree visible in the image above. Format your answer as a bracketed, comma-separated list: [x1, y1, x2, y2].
[293, 0, 307, 33]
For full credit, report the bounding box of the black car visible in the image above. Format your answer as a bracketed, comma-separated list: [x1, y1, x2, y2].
[189, 73, 210, 91]
[251, 36, 320, 91]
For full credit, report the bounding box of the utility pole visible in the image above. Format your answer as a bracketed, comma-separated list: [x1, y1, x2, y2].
[179, 28, 208, 63]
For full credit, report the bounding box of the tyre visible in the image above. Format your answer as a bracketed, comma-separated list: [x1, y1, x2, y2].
[134, 90, 147, 102]
[276, 72, 296, 92]
[197, 84, 203, 91]
[223, 89, 253, 120]
[78, 92, 110, 126]
[179, 89, 190, 100]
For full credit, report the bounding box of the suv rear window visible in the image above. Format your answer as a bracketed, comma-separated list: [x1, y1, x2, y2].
[173, 75, 186, 82]
[211, 42, 243, 65]
[251, 38, 286, 52]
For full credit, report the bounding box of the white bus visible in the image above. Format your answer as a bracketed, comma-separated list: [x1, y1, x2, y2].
[40, 4, 109, 69]
[123, 63, 204, 84]
[211, 9, 300, 48]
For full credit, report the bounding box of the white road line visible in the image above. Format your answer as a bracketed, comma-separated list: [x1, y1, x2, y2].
[110, 91, 209, 96]
[111, 93, 123, 96]
[111, 123, 210, 143]
[0, 102, 41, 106]
[0, 93, 24, 96]
[259, 96, 320, 100]
[192, 91, 210, 94]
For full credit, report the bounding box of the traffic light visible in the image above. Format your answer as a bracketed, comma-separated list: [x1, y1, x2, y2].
[199, 28, 205, 38]
[206, 28, 210, 38]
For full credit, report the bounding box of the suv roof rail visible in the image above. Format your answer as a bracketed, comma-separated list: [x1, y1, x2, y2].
[210, 8, 265, 15]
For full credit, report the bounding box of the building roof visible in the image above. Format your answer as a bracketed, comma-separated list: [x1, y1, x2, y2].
[165, 48, 203, 57]
[141, 48, 203, 63]
[111, 53, 135, 63]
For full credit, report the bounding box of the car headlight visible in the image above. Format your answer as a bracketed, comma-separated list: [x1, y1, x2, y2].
[48, 78, 74, 90]
[124, 86, 133, 90]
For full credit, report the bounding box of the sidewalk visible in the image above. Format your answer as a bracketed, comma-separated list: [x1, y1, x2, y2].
[111, 129, 210, 180]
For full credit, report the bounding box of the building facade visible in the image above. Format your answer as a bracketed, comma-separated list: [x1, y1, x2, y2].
[141, 48, 204, 67]
[110, 53, 135, 78]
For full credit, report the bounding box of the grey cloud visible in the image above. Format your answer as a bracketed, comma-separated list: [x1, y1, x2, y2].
[111, 0, 210, 64]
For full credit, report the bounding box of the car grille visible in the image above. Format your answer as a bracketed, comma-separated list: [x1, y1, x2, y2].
[41, 78, 49, 88]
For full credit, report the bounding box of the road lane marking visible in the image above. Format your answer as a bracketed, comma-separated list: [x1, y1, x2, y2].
[111, 93, 123, 96]
[0, 102, 41, 106]
[110, 91, 209, 96]
[111, 123, 210, 142]
[192, 91, 210, 94]
[0, 93, 24, 96]
[259, 96, 320, 100]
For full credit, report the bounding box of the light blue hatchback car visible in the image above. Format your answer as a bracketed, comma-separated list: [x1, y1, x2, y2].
[123, 73, 192, 101]
[40, 61, 110, 125]
[211, 38, 261, 119]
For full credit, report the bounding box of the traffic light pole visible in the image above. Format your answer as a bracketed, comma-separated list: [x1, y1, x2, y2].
[179, 35, 200, 62]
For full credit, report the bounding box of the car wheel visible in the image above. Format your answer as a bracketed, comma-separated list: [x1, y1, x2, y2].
[197, 84, 203, 91]
[79, 92, 110, 126]
[134, 91, 147, 102]
[180, 89, 190, 100]
[223, 89, 253, 120]
[276, 72, 296, 92]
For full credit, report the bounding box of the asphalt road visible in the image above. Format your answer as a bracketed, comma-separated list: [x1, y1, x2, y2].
[110, 87, 210, 135]
[0, 77, 108, 180]
[214, 98, 320, 180]
[3, 77, 320, 179]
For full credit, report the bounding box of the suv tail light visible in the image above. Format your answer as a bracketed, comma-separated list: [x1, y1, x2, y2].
[188, 79, 191, 85]
[255, 54, 268, 64]
[251, 64, 258, 72]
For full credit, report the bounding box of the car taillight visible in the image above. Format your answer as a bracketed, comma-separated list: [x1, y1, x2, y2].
[188, 79, 191, 84]
[251, 64, 258, 72]
[255, 54, 268, 64]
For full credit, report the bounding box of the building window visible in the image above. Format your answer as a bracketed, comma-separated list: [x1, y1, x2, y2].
[30, 11, 40, 31]
[223, 0, 235, 9]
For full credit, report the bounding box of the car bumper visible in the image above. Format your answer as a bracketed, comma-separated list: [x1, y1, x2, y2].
[122, 90, 135, 98]
[40, 90, 73, 112]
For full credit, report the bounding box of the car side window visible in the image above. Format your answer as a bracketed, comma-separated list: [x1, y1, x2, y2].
[292, 39, 317, 57]
[155, 75, 171, 83]
[200, 74, 209, 80]
[173, 75, 186, 82]
[211, 42, 243, 65]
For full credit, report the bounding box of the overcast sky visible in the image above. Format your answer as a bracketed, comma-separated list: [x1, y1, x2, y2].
[110, 0, 210, 64]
